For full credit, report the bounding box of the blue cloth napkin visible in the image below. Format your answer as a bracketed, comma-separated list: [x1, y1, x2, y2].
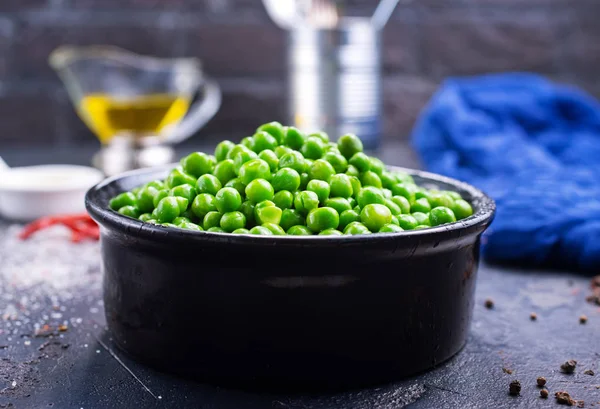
[411, 73, 600, 271]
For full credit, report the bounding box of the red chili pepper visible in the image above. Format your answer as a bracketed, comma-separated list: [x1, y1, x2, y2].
[19, 213, 99, 242]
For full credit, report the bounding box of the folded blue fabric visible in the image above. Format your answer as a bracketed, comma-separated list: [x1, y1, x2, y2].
[412, 73, 600, 271]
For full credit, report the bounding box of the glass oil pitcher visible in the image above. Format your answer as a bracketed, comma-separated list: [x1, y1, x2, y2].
[50, 46, 221, 176]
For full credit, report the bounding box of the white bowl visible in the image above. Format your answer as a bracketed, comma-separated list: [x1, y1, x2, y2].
[0, 165, 105, 221]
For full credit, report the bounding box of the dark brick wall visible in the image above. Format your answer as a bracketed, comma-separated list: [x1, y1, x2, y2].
[0, 0, 598, 148]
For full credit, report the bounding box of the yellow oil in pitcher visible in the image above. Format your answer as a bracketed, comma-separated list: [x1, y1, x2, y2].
[79, 93, 191, 144]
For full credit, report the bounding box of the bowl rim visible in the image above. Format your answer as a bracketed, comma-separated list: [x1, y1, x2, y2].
[86, 164, 495, 245]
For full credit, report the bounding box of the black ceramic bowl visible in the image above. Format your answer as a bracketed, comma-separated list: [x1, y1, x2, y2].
[86, 165, 495, 391]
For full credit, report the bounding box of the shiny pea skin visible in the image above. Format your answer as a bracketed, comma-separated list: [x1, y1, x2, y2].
[239, 201, 256, 226]
[283, 126, 305, 150]
[391, 195, 411, 214]
[319, 229, 343, 236]
[118, 205, 139, 218]
[293, 190, 319, 215]
[380, 171, 398, 189]
[411, 197, 432, 213]
[337, 134, 363, 159]
[307, 207, 339, 232]
[213, 159, 236, 185]
[309, 131, 329, 143]
[307, 179, 330, 203]
[258, 149, 279, 172]
[173, 216, 191, 225]
[273, 190, 294, 209]
[225, 178, 246, 197]
[240, 137, 254, 150]
[166, 168, 197, 188]
[152, 189, 170, 208]
[299, 173, 310, 190]
[250, 225, 273, 235]
[196, 174, 222, 195]
[384, 199, 401, 216]
[397, 214, 418, 230]
[255, 205, 282, 225]
[239, 159, 272, 185]
[360, 171, 382, 188]
[429, 193, 455, 209]
[329, 174, 353, 198]
[339, 209, 360, 231]
[214, 187, 242, 213]
[324, 197, 351, 214]
[170, 184, 197, 204]
[220, 211, 246, 232]
[139, 213, 153, 222]
[322, 151, 348, 173]
[136, 186, 158, 213]
[412, 212, 430, 226]
[343, 222, 370, 235]
[452, 199, 473, 220]
[274, 145, 292, 159]
[252, 131, 278, 153]
[360, 204, 392, 232]
[257, 121, 285, 145]
[181, 152, 215, 177]
[262, 223, 286, 235]
[279, 151, 306, 173]
[178, 221, 203, 231]
[271, 168, 301, 192]
[309, 159, 335, 182]
[245, 179, 274, 203]
[429, 206, 457, 226]
[110, 192, 136, 210]
[349, 176, 362, 198]
[203, 211, 222, 230]
[156, 197, 181, 223]
[369, 157, 385, 175]
[232, 228, 250, 234]
[391, 183, 416, 202]
[357, 186, 386, 208]
[349, 152, 371, 173]
[191, 193, 217, 219]
[287, 225, 312, 235]
[215, 140, 235, 162]
[232, 149, 259, 174]
[379, 224, 403, 233]
[280, 209, 305, 231]
[346, 164, 360, 177]
[207, 227, 225, 233]
[301, 136, 326, 160]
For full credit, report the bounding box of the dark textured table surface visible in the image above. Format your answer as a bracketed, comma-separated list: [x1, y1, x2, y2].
[0, 142, 598, 409]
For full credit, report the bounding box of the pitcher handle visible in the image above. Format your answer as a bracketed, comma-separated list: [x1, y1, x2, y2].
[166, 78, 222, 144]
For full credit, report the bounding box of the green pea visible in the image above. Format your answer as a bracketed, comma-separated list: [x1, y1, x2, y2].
[339, 209, 360, 231]
[384, 199, 401, 216]
[357, 186, 386, 208]
[203, 211, 222, 230]
[173, 216, 191, 225]
[262, 223, 286, 235]
[412, 212, 431, 226]
[283, 127, 306, 150]
[346, 164, 360, 177]
[255, 200, 275, 210]
[178, 221, 203, 231]
[226, 144, 249, 160]
[349, 176, 362, 198]
[257, 121, 285, 145]
[255, 204, 282, 225]
[319, 229, 343, 236]
[166, 168, 197, 188]
[118, 205, 139, 218]
[446, 191, 463, 201]
[215, 187, 242, 213]
[110, 192, 137, 210]
[162, 223, 179, 228]
[343, 222, 370, 235]
[219, 211, 246, 232]
[287, 225, 312, 236]
[156, 197, 181, 223]
[258, 149, 279, 172]
[380, 171, 398, 189]
[239, 159, 272, 185]
[429, 193, 455, 209]
[379, 224, 403, 233]
[324, 197, 352, 215]
[415, 190, 431, 201]
[215, 140, 235, 162]
[360, 204, 392, 232]
[397, 214, 418, 230]
[207, 227, 225, 233]
[252, 131, 278, 153]
[309, 159, 335, 182]
[239, 201, 256, 226]
[213, 159, 236, 185]
[307, 207, 339, 232]
[301, 136, 326, 160]
[390, 215, 399, 226]
[271, 168, 301, 192]
[224, 178, 246, 197]
[146, 219, 159, 224]
[191, 193, 217, 219]
[309, 131, 329, 143]
[299, 173, 310, 190]
[415, 225, 430, 230]
[280, 209, 305, 231]
[322, 151, 348, 174]
[232, 149, 259, 174]
[240, 136, 255, 151]
[181, 152, 215, 177]
[279, 151, 306, 173]
[304, 158, 314, 170]
[360, 171, 382, 188]
[391, 196, 411, 214]
[348, 197, 357, 208]
[232, 228, 250, 234]
[348, 152, 371, 173]
[369, 157, 385, 175]
[139, 213, 153, 222]
[328, 174, 353, 198]
[395, 172, 414, 184]
[391, 183, 416, 202]
[273, 190, 294, 209]
[411, 197, 432, 213]
[136, 186, 159, 213]
[452, 199, 473, 220]
[274, 145, 292, 159]
[196, 174, 222, 196]
[353, 205, 361, 213]
[307, 179, 330, 203]
[382, 189, 392, 199]
[144, 180, 164, 190]
[174, 196, 189, 212]
[245, 179, 274, 203]
[430, 206, 457, 226]
[337, 134, 363, 159]
[170, 184, 197, 204]
[294, 190, 319, 215]
[250, 225, 273, 235]
[152, 189, 169, 208]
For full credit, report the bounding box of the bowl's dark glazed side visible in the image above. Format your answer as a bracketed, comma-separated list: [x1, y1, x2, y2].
[86, 166, 495, 390]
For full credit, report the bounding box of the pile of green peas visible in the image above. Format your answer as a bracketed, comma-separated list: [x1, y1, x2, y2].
[109, 122, 474, 236]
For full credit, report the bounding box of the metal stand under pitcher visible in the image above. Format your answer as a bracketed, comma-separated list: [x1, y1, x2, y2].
[264, 0, 402, 150]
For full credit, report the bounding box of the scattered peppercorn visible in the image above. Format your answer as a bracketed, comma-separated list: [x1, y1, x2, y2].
[509, 380, 521, 396]
[537, 377, 547, 387]
[540, 389, 549, 398]
[561, 360, 578, 374]
[556, 391, 576, 406]
[580, 315, 588, 324]
[485, 298, 494, 309]
[502, 367, 513, 374]
[583, 369, 595, 376]
[530, 312, 538, 321]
